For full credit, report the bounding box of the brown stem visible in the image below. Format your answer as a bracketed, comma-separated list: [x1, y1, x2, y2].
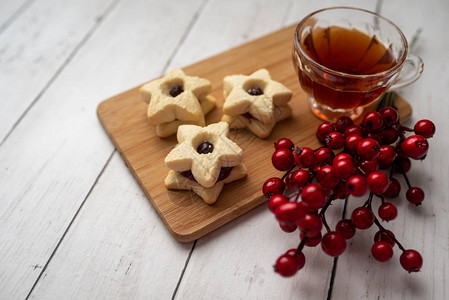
[373, 218, 406, 252]
[400, 125, 413, 132]
[296, 236, 308, 255]
[319, 198, 333, 232]
[389, 160, 396, 179]
[379, 194, 385, 205]
[398, 161, 412, 189]
[281, 165, 296, 181]
[356, 165, 366, 176]
[368, 193, 406, 252]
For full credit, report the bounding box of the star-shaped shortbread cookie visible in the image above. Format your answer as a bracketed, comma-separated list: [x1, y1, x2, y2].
[140, 68, 213, 125]
[221, 69, 292, 138]
[165, 164, 247, 204]
[165, 122, 244, 188]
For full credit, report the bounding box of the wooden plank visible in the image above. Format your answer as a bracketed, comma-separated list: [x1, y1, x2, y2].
[97, 23, 411, 243]
[166, 0, 296, 69]
[0, 0, 204, 298]
[0, 0, 31, 31]
[0, 0, 115, 143]
[175, 204, 335, 299]
[28, 154, 195, 299]
[330, 0, 449, 299]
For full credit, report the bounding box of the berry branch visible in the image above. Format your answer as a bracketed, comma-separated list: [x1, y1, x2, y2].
[263, 107, 435, 277]
[319, 198, 333, 232]
[367, 193, 405, 251]
[295, 236, 308, 256]
[398, 162, 412, 189]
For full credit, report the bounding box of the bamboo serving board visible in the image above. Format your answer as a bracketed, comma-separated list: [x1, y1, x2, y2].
[97, 24, 411, 242]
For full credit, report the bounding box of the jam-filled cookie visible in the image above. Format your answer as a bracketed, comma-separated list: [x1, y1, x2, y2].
[221, 69, 292, 138]
[140, 68, 216, 138]
[164, 122, 247, 204]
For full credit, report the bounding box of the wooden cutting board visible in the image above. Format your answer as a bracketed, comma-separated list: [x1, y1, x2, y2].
[97, 24, 411, 242]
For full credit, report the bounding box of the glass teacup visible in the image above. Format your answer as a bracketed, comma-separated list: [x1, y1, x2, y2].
[292, 7, 423, 121]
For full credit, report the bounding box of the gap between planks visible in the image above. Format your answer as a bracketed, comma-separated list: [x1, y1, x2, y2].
[0, 0, 36, 34]
[171, 240, 197, 300]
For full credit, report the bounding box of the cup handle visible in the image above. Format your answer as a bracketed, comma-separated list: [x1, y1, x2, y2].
[388, 53, 424, 91]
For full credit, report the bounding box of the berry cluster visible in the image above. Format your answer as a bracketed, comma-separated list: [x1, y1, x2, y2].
[263, 107, 435, 277]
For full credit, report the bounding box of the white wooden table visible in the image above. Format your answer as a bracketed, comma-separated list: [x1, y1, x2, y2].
[1, 0, 448, 299]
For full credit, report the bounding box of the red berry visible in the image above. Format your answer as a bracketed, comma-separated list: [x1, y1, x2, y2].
[298, 213, 322, 237]
[347, 175, 368, 197]
[315, 148, 335, 166]
[379, 107, 399, 127]
[316, 165, 338, 189]
[357, 138, 380, 161]
[333, 153, 353, 164]
[335, 219, 356, 239]
[382, 127, 399, 144]
[378, 145, 397, 169]
[394, 157, 411, 173]
[372, 241, 394, 262]
[262, 177, 285, 198]
[272, 148, 294, 171]
[378, 202, 398, 221]
[326, 131, 346, 150]
[374, 230, 396, 247]
[362, 111, 383, 131]
[344, 124, 363, 136]
[334, 182, 350, 199]
[367, 171, 389, 194]
[268, 194, 288, 213]
[285, 249, 306, 270]
[274, 202, 305, 224]
[359, 159, 380, 175]
[335, 116, 354, 132]
[366, 130, 384, 145]
[298, 201, 318, 214]
[400, 249, 423, 273]
[351, 207, 374, 229]
[301, 183, 327, 209]
[383, 178, 401, 198]
[395, 143, 408, 158]
[275, 138, 294, 150]
[401, 135, 429, 160]
[294, 147, 316, 168]
[316, 122, 335, 142]
[285, 173, 295, 189]
[345, 134, 363, 154]
[279, 222, 297, 233]
[321, 231, 346, 257]
[300, 232, 322, 247]
[274, 254, 298, 277]
[414, 119, 436, 138]
[406, 187, 424, 205]
[333, 158, 355, 180]
[285, 169, 310, 190]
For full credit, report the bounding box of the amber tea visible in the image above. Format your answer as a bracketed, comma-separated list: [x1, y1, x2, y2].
[293, 7, 423, 121]
[297, 26, 396, 110]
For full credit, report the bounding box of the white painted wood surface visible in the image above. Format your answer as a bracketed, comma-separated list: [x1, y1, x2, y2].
[0, 0, 447, 299]
[0, 0, 31, 31]
[0, 0, 116, 143]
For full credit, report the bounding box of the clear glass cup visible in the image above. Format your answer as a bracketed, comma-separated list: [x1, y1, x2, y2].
[292, 7, 423, 121]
